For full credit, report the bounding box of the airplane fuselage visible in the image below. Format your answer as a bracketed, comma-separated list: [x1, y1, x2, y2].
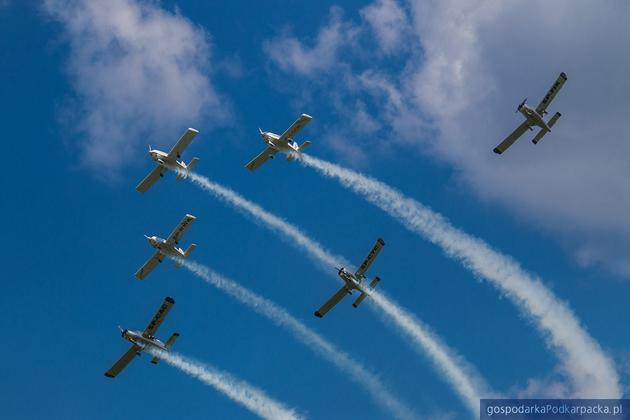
[337, 268, 364, 292]
[121, 329, 167, 351]
[149, 150, 188, 171]
[261, 132, 300, 152]
[519, 104, 551, 132]
[146, 236, 185, 258]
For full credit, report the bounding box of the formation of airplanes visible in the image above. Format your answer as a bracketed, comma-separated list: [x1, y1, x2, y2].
[110, 72, 567, 378]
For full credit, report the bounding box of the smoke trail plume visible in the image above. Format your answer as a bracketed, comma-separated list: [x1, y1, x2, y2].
[368, 290, 491, 412]
[179, 259, 416, 420]
[186, 171, 347, 270]
[298, 153, 620, 398]
[180, 170, 491, 414]
[147, 348, 301, 420]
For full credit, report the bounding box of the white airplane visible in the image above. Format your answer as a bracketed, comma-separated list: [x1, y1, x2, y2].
[136, 128, 200, 193]
[105, 296, 180, 378]
[494, 72, 567, 154]
[314, 238, 385, 318]
[245, 113, 313, 171]
[135, 214, 197, 280]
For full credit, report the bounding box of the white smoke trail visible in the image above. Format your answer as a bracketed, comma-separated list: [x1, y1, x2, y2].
[298, 153, 621, 398]
[179, 259, 417, 420]
[368, 290, 491, 412]
[147, 348, 301, 420]
[186, 171, 347, 270]
[182, 171, 492, 414]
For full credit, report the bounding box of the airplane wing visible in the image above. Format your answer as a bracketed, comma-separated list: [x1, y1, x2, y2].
[143, 296, 175, 338]
[314, 286, 349, 318]
[245, 147, 277, 171]
[278, 114, 312, 143]
[104, 344, 141, 378]
[166, 214, 196, 246]
[135, 251, 163, 280]
[136, 166, 166, 193]
[355, 238, 385, 278]
[493, 121, 531, 155]
[536, 72, 568, 114]
[167, 128, 199, 160]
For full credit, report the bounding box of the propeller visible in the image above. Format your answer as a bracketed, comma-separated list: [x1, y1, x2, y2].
[118, 325, 126, 337]
[516, 98, 527, 112]
[334, 266, 344, 275]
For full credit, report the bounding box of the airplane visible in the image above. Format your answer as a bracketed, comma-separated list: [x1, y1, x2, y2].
[135, 214, 197, 280]
[314, 238, 385, 318]
[494, 72, 568, 154]
[136, 128, 200, 193]
[105, 296, 180, 378]
[245, 113, 313, 171]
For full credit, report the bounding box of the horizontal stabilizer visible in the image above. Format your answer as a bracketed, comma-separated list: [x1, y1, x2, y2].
[174, 244, 196, 268]
[298, 141, 311, 152]
[352, 292, 368, 308]
[532, 113, 560, 145]
[151, 333, 180, 364]
[184, 244, 196, 258]
[547, 112, 561, 129]
[352, 277, 381, 308]
[177, 157, 200, 181]
[187, 157, 200, 171]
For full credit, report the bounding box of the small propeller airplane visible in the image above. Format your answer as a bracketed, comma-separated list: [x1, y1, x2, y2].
[245, 113, 313, 171]
[494, 72, 567, 154]
[314, 238, 385, 318]
[136, 128, 200, 193]
[135, 214, 197, 280]
[105, 296, 180, 378]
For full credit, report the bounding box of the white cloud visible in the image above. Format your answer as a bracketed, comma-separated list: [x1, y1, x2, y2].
[263, 0, 630, 277]
[403, 0, 630, 276]
[360, 0, 411, 55]
[262, 7, 357, 77]
[44, 0, 229, 177]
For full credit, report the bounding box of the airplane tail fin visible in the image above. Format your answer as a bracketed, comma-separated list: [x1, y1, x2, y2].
[174, 244, 196, 268]
[287, 141, 311, 162]
[176, 157, 199, 181]
[151, 333, 180, 364]
[352, 276, 380, 308]
[533, 112, 561, 145]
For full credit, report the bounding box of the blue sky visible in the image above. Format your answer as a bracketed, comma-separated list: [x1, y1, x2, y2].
[2, 1, 630, 419]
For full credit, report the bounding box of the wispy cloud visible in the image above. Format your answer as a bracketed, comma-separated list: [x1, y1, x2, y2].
[44, 0, 229, 177]
[360, 0, 411, 55]
[262, 6, 357, 77]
